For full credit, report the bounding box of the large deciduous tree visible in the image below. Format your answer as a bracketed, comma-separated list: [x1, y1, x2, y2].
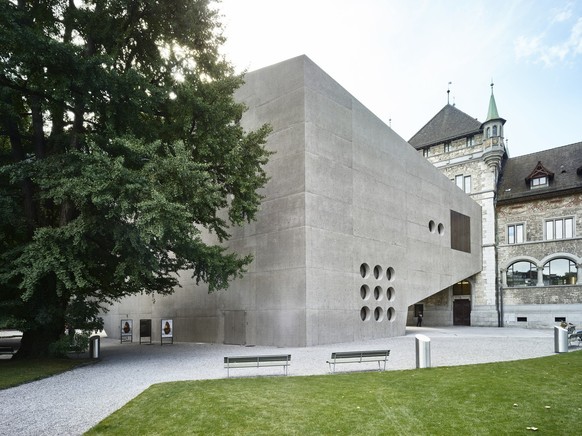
[0, 0, 271, 358]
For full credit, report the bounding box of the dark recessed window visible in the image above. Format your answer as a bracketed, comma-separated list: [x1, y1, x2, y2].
[450, 210, 471, 253]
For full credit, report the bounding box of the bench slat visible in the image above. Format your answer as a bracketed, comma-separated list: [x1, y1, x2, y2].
[327, 350, 390, 373]
[224, 354, 291, 377]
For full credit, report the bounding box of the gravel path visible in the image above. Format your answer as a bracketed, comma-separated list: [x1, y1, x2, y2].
[0, 326, 566, 435]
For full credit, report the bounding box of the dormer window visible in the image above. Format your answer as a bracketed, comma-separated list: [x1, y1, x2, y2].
[525, 161, 553, 190]
[531, 176, 548, 188]
[444, 142, 451, 153]
[466, 136, 474, 147]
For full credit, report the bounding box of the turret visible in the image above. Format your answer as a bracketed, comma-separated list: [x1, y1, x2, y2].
[481, 83, 506, 170]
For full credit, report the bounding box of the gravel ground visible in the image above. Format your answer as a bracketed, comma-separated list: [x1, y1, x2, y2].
[0, 326, 570, 436]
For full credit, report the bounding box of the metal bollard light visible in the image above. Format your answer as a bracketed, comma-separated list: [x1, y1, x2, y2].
[553, 326, 568, 353]
[89, 335, 100, 359]
[415, 334, 431, 368]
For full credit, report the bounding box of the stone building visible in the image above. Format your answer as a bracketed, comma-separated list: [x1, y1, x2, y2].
[101, 56, 482, 346]
[496, 143, 582, 327]
[409, 88, 582, 328]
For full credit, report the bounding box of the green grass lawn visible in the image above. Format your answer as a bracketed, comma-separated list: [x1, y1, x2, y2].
[87, 351, 582, 435]
[0, 358, 91, 390]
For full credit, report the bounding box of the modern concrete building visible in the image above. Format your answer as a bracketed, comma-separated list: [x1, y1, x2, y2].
[102, 56, 482, 346]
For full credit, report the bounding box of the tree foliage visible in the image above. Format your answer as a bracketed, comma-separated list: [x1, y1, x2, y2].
[0, 0, 271, 358]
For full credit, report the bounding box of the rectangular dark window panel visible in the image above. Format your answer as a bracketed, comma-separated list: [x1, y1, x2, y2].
[555, 317, 566, 322]
[517, 317, 527, 322]
[450, 210, 471, 253]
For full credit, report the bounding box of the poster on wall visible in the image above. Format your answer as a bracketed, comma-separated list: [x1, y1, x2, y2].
[139, 319, 152, 344]
[121, 319, 133, 343]
[161, 319, 173, 345]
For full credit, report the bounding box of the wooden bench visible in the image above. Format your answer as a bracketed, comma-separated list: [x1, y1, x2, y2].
[326, 350, 390, 373]
[0, 346, 14, 355]
[224, 354, 291, 378]
[567, 325, 580, 346]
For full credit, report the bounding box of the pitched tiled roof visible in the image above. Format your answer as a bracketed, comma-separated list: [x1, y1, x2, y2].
[409, 104, 482, 149]
[497, 142, 582, 204]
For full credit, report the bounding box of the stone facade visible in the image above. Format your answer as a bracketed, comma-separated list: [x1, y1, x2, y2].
[409, 95, 582, 329]
[497, 191, 582, 328]
[408, 102, 504, 327]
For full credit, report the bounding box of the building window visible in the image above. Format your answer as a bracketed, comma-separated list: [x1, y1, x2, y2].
[423, 148, 429, 157]
[531, 176, 548, 189]
[466, 136, 474, 147]
[486, 127, 490, 138]
[492, 125, 498, 136]
[455, 175, 471, 193]
[507, 223, 524, 244]
[507, 261, 537, 287]
[453, 280, 471, 295]
[444, 142, 450, 153]
[543, 258, 577, 285]
[450, 210, 471, 253]
[546, 218, 574, 240]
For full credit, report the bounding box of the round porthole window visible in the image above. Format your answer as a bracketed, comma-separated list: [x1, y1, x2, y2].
[429, 220, 436, 233]
[360, 306, 371, 321]
[386, 267, 395, 282]
[387, 307, 396, 321]
[360, 285, 371, 300]
[374, 265, 383, 280]
[387, 287, 395, 301]
[374, 286, 383, 301]
[360, 263, 370, 279]
[374, 307, 384, 322]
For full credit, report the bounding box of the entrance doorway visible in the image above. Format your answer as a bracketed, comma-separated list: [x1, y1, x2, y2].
[453, 299, 471, 325]
[452, 280, 471, 326]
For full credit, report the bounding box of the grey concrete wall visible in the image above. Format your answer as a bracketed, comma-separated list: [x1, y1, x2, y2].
[102, 55, 482, 346]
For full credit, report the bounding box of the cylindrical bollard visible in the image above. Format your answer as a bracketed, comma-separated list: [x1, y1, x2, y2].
[415, 334, 431, 368]
[554, 326, 568, 353]
[89, 335, 100, 359]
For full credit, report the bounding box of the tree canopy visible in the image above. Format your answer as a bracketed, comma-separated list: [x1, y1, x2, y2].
[0, 0, 271, 358]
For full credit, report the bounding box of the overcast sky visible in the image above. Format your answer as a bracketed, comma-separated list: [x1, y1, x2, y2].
[217, 0, 581, 157]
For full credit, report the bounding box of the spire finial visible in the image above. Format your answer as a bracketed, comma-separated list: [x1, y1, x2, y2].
[490, 79, 494, 94]
[447, 81, 452, 104]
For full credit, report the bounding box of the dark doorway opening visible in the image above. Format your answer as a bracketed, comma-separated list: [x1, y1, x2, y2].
[453, 299, 471, 326]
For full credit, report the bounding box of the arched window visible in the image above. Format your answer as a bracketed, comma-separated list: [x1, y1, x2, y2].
[507, 261, 537, 287]
[543, 258, 577, 285]
[492, 125, 498, 136]
[486, 127, 491, 138]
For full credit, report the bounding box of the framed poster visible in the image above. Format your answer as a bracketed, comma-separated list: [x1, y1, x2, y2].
[161, 319, 173, 345]
[139, 319, 152, 344]
[121, 319, 133, 343]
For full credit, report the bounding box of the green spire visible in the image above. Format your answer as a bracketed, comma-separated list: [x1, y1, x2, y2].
[485, 83, 500, 121]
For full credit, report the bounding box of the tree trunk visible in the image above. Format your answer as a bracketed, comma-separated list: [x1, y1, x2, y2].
[12, 275, 68, 359]
[13, 325, 64, 360]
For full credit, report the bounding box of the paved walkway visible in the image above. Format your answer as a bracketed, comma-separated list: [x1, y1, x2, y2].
[0, 326, 571, 435]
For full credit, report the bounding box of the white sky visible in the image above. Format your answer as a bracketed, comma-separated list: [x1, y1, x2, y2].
[217, 0, 582, 157]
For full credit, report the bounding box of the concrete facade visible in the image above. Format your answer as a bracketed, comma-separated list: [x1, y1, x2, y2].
[102, 56, 482, 346]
